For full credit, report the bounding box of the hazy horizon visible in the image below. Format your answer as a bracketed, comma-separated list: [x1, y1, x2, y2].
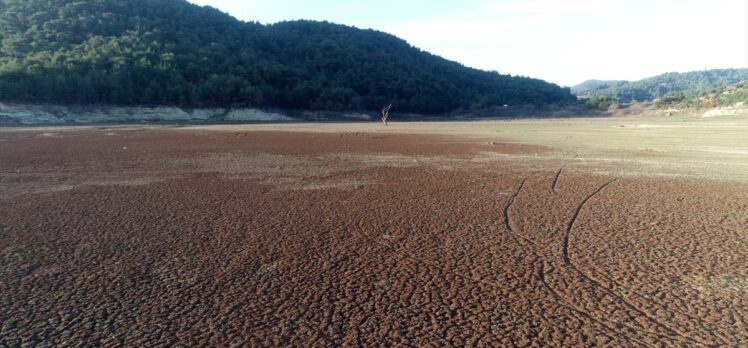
[187, 0, 748, 86]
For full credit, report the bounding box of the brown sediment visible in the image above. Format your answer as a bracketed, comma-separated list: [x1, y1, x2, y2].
[1, 127, 747, 346]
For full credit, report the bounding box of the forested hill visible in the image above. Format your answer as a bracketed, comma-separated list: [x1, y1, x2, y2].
[573, 69, 748, 103]
[570, 79, 624, 95]
[0, 0, 576, 114]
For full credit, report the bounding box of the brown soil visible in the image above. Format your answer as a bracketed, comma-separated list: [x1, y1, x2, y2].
[1, 127, 747, 346]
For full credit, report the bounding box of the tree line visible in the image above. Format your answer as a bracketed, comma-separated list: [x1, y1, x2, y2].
[573, 69, 748, 104]
[0, 0, 577, 114]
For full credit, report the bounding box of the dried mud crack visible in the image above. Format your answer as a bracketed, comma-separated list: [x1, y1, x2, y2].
[501, 176, 693, 346]
[1, 128, 747, 346]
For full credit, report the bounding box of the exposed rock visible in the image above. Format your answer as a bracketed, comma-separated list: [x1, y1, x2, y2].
[0, 103, 299, 125]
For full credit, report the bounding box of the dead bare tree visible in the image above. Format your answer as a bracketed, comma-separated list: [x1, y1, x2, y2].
[380, 104, 392, 126]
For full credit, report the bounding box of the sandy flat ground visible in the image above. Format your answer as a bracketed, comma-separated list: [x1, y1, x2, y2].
[185, 114, 748, 182]
[1, 115, 747, 346]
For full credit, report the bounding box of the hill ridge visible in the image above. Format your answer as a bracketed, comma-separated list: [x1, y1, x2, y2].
[572, 68, 748, 102]
[0, 0, 576, 114]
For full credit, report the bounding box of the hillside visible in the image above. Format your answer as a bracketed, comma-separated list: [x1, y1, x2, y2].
[574, 69, 748, 103]
[570, 79, 623, 94]
[656, 80, 748, 108]
[0, 0, 576, 115]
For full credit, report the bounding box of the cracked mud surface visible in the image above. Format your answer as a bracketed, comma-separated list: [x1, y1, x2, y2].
[1, 128, 747, 346]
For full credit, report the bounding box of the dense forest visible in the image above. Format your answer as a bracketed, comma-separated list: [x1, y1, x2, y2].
[570, 79, 623, 95]
[573, 69, 748, 103]
[0, 0, 576, 114]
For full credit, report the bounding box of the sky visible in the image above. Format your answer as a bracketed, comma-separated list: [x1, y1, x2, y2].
[187, 0, 748, 86]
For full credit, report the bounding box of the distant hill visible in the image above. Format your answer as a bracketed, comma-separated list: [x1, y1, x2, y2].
[0, 0, 576, 115]
[656, 80, 748, 108]
[573, 69, 748, 103]
[570, 79, 624, 94]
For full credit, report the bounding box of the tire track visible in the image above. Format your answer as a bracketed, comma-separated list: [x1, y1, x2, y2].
[500, 177, 666, 345]
[502, 178, 527, 237]
[537, 262, 657, 347]
[225, 171, 715, 345]
[552, 177, 727, 338]
[561, 178, 713, 345]
[332, 174, 608, 344]
[502, 176, 554, 254]
[551, 166, 564, 193]
[496, 177, 630, 343]
[561, 179, 618, 264]
[577, 257, 738, 343]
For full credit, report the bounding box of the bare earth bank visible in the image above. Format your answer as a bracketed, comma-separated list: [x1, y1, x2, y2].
[1, 117, 747, 346]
